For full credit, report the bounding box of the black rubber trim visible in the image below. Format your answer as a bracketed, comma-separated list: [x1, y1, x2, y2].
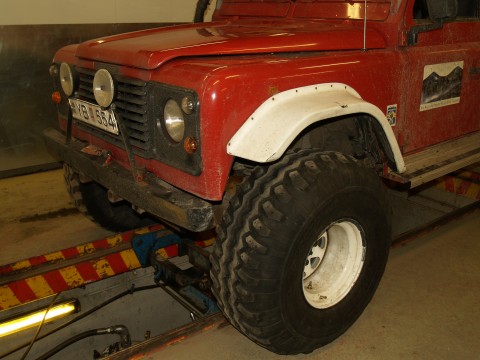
[43, 127, 214, 232]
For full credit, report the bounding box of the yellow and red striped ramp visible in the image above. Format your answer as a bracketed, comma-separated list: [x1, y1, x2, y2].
[435, 170, 480, 200]
[0, 224, 188, 311]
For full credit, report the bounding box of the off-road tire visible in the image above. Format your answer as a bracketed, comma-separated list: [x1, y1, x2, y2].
[210, 150, 391, 354]
[64, 164, 154, 232]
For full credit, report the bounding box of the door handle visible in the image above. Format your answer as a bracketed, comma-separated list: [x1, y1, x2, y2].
[470, 67, 480, 75]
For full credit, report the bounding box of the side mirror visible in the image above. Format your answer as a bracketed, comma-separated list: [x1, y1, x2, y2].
[408, 0, 458, 45]
[426, 0, 458, 22]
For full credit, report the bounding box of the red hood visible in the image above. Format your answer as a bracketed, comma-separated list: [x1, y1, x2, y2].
[75, 20, 386, 70]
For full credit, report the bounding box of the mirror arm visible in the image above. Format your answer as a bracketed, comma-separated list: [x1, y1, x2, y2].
[407, 20, 444, 46]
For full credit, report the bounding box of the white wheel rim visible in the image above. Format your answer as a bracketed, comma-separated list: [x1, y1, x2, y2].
[302, 220, 365, 309]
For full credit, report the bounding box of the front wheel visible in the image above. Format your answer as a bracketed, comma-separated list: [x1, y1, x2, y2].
[210, 151, 391, 354]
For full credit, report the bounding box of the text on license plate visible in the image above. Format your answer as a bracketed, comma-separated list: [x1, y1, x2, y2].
[68, 99, 119, 135]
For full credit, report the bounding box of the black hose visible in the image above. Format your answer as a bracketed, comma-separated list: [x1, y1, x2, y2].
[34, 329, 99, 360]
[0, 285, 157, 359]
[34, 325, 130, 360]
[194, 0, 210, 22]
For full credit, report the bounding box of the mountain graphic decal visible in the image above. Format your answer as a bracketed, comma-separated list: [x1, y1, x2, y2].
[420, 61, 463, 111]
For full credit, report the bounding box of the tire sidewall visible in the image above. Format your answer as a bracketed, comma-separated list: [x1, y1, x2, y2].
[279, 182, 390, 344]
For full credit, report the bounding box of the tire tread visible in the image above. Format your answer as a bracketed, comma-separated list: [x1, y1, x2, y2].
[210, 150, 390, 354]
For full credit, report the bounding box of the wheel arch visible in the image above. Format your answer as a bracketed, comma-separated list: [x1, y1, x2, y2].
[227, 83, 405, 173]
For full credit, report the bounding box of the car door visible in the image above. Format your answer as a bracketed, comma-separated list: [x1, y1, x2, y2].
[402, 0, 480, 154]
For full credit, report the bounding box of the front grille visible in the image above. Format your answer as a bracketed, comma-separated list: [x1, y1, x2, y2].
[76, 67, 151, 154]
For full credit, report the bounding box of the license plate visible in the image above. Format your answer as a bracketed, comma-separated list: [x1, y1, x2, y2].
[68, 99, 119, 135]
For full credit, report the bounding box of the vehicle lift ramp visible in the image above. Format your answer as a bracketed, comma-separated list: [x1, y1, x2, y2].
[0, 224, 217, 314]
[0, 168, 479, 358]
[0, 224, 224, 359]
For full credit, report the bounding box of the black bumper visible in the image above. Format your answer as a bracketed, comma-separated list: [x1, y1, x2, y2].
[44, 128, 215, 232]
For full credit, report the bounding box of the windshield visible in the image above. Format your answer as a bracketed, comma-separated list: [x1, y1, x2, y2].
[215, 0, 392, 21]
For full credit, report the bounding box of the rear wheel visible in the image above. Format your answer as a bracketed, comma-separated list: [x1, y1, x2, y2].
[64, 164, 155, 232]
[210, 150, 391, 354]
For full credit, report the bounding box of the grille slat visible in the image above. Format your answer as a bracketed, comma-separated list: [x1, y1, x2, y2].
[75, 66, 151, 156]
[125, 121, 148, 132]
[129, 130, 149, 142]
[78, 89, 95, 101]
[118, 84, 147, 97]
[117, 92, 147, 106]
[131, 139, 149, 150]
[116, 76, 147, 87]
[118, 112, 145, 124]
[115, 102, 147, 115]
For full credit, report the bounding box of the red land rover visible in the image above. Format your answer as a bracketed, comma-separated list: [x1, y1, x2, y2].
[45, 0, 480, 354]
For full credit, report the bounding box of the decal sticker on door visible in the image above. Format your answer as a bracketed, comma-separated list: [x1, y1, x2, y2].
[386, 104, 397, 126]
[420, 61, 463, 111]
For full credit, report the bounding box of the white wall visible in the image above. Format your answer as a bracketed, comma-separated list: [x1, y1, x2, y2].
[0, 0, 215, 25]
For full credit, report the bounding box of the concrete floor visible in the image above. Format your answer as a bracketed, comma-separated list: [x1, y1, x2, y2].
[0, 169, 112, 264]
[0, 169, 479, 359]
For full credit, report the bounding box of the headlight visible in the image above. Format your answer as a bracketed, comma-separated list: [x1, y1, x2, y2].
[163, 99, 185, 143]
[93, 69, 115, 108]
[59, 63, 77, 96]
[181, 96, 195, 114]
[49, 64, 59, 77]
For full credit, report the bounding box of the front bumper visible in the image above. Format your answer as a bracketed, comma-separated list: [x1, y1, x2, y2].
[44, 128, 215, 232]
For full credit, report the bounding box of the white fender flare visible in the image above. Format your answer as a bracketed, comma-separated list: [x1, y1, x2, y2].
[227, 83, 406, 173]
